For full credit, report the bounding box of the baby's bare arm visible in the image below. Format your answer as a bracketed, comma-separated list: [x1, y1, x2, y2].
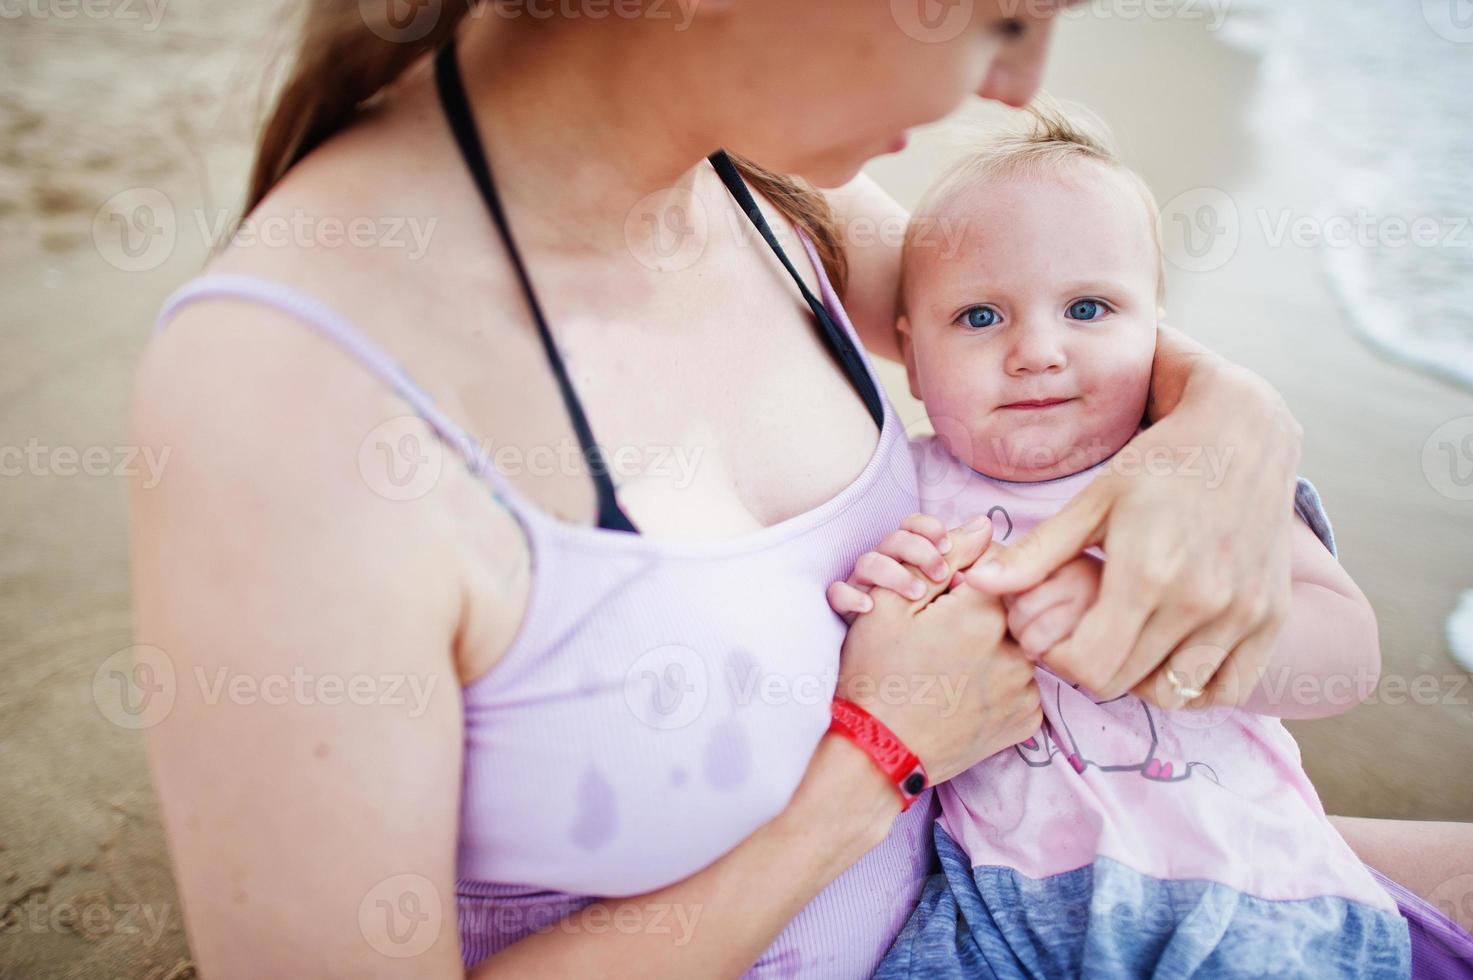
[1235, 516, 1381, 718]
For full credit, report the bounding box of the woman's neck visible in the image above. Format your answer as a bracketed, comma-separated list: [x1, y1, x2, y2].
[454, 15, 723, 251]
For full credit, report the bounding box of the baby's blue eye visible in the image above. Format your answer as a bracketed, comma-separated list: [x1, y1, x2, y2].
[961, 306, 1000, 329]
[1067, 299, 1107, 321]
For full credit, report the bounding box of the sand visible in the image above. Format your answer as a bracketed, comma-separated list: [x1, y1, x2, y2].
[1, 4, 1469, 976]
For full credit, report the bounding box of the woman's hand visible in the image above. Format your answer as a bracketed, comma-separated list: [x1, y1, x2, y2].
[963, 326, 1305, 710]
[837, 516, 1043, 785]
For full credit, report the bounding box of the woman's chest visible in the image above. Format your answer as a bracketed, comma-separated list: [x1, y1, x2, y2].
[455, 539, 877, 896]
[450, 298, 882, 537]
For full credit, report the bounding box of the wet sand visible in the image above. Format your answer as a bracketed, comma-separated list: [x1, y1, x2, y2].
[1, 4, 1469, 977]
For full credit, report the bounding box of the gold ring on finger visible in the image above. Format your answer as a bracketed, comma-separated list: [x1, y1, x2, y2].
[1166, 668, 1205, 702]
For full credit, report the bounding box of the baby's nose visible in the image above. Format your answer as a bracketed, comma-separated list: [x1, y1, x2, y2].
[1005, 329, 1067, 375]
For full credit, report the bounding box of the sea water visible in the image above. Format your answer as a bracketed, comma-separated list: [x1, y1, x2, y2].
[1219, 0, 1473, 671]
[1220, 0, 1473, 392]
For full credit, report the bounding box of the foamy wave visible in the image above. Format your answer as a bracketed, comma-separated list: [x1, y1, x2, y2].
[1220, 0, 1473, 392]
[1448, 590, 1473, 676]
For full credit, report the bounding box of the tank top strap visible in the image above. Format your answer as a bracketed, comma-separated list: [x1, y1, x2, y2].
[790, 227, 892, 417]
[707, 150, 886, 430]
[434, 42, 638, 534]
[154, 273, 523, 504]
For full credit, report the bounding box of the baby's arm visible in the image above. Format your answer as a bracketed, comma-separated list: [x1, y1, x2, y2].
[1230, 514, 1380, 719]
[830, 510, 1381, 720]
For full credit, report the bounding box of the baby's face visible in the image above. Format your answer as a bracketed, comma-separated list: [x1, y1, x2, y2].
[900, 161, 1160, 482]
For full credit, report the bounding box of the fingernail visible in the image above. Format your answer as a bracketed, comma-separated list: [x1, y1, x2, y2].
[971, 560, 1002, 580]
[938, 536, 953, 555]
[907, 580, 926, 600]
[928, 563, 949, 582]
[962, 515, 991, 532]
[859, 595, 873, 613]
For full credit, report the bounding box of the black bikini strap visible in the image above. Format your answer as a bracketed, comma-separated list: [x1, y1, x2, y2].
[707, 151, 885, 429]
[434, 42, 637, 533]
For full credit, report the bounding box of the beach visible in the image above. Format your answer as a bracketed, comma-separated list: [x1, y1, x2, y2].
[2, 3, 1470, 976]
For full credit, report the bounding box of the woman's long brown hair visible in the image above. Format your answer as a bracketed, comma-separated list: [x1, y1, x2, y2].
[246, 0, 848, 292]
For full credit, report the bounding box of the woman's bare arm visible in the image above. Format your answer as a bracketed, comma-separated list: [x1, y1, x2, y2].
[471, 734, 899, 978]
[1141, 322, 1219, 421]
[132, 303, 475, 977]
[133, 302, 1029, 979]
[1331, 816, 1473, 932]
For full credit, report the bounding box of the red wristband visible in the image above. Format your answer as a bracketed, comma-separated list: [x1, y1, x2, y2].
[828, 697, 929, 811]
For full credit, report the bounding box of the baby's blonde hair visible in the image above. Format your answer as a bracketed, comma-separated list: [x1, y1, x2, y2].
[901, 97, 1166, 310]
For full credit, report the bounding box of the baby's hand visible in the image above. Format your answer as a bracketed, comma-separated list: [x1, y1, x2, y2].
[1004, 554, 1103, 660]
[826, 513, 959, 621]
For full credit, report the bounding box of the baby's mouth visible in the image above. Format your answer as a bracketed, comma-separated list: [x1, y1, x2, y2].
[998, 397, 1076, 411]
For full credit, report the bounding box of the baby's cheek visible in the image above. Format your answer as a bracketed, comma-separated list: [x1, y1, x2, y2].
[1083, 351, 1153, 434]
[922, 379, 1001, 471]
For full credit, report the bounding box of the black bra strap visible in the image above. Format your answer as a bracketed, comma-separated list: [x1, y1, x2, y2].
[707, 151, 885, 430]
[434, 42, 637, 533]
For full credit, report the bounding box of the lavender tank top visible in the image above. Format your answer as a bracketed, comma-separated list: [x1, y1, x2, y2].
[155, 234, 938, 978]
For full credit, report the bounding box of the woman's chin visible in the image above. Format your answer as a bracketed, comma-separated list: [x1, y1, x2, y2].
[787, 140, 895, 189]
[798, 157, 866, 190]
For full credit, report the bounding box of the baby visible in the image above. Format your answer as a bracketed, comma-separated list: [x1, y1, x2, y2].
[830, 107, 1412, 978]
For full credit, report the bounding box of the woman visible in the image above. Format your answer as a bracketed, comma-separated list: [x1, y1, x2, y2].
[130, 1, 1471, 976]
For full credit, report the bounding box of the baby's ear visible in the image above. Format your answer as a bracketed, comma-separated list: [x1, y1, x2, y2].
[896, 314, 921, 400]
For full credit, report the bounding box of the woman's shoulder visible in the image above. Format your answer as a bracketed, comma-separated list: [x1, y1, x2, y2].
[196, 97, 459, 338]
[143, 90, 491, 462]
[135, 102, 460, 545]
